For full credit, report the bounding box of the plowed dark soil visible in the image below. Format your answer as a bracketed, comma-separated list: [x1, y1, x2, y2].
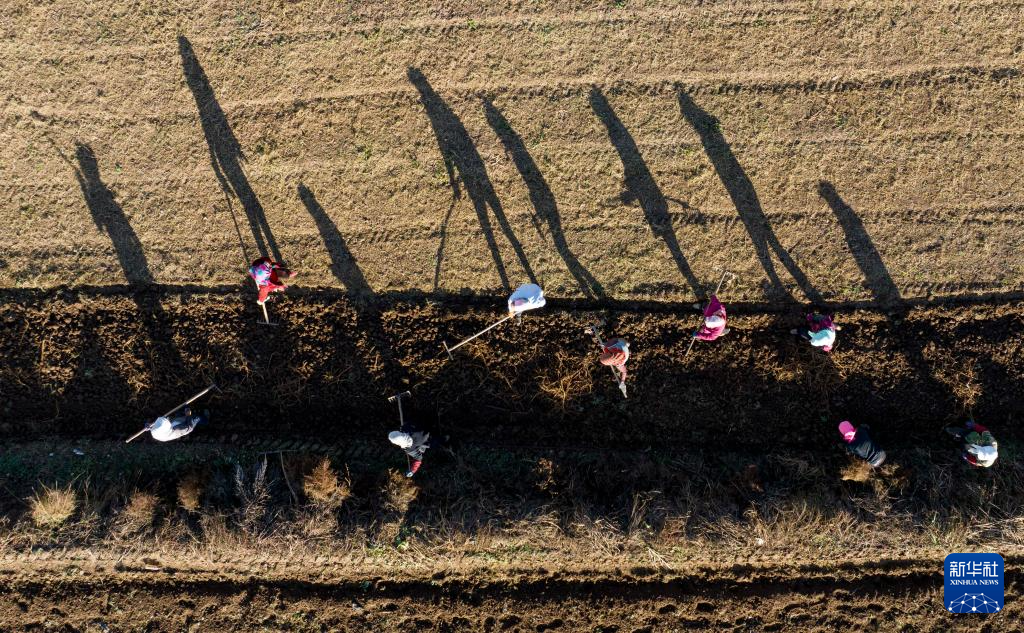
[3, 289, 1022, 452]
[1, 561, 1018, 632]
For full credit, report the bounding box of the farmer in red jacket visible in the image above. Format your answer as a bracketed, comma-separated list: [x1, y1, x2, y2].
[248, 257, 297, 305]
[599, 338, 630, 382]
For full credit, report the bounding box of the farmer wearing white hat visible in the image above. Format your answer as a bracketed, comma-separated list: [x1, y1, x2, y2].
[838, 420, 886, 467]
[693, 294, 729, 341]
[792, 312, 837, 352]
[389, 426, 431, 478]
[508, 283, 546, 323]
[147, 408, 208, 442]
[945, 421, 998, 468]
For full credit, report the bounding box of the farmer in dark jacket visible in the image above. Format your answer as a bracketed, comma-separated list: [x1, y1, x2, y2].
[389, 424, 431, 478]
[839, 420, 886, 467]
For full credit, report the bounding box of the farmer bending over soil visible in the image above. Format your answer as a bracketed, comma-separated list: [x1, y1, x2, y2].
[148, 408, 208, 442]
[599, 338, 630, 382]
[693, 294, 729, 341]
[249, 257, 297, 305]
[792, 311, 838, 352]
[945, 421, 998, 467]
[838, 420, 886, 467]
[389, 423, 432, 478]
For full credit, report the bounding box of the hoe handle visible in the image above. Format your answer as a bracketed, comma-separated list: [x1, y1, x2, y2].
[444, 313, 514, 355]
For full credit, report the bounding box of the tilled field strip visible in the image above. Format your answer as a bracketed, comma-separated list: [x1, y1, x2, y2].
[0, 557, 1019, 631]
[3, 292, 1023, 458]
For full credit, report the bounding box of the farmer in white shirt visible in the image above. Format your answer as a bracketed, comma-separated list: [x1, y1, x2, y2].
[147, 408, 208, 442]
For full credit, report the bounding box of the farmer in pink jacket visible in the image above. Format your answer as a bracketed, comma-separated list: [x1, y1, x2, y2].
[693, 295, 729, 341]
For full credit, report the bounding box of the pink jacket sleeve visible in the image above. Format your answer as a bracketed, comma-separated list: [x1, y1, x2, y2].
[696, 295, 726, 341]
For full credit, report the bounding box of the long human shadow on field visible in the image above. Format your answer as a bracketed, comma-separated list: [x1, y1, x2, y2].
[483, 99, 604, 299]
[298, 184, 373, 303]
[296, 183, 406, 395]
[74, 144, 153, 286]
[818, 181, 904, 312]
[71, 144, 187, 431]
[408, 67, 536, 292]
[815, 180, 958, 432]
[816, 180, 957, 431]
[590, 88, 700, 297]
[179, 35, 280, 265]
[679, 92, 823, 305]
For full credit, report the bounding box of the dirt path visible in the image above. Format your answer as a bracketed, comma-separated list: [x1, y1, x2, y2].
[1, 560, 1017, 631]
[3, 1, 1024, 303]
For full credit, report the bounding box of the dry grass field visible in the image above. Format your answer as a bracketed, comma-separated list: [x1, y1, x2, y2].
[3, 0, 1024, 630]
[4, 0, 1024, 302]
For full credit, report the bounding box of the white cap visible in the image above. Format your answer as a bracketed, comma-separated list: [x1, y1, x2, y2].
[388, 431, 413, 449]
[705, 314, 725, 328]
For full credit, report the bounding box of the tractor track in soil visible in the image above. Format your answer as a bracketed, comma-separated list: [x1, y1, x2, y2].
[0, 558, 1019, 631]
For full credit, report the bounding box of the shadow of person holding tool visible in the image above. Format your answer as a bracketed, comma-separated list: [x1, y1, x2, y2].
[679, 92, 823, 305]
[590, 88, 701, 297]
[74, 144, 153, 287]
[297, 183, 407, 392]
[483, 98, 604, 299]
[71, 143, 189, 429]
[179, 35, 280, 265]
[408, 67, 536, 292]
[818, 181, 904, 312]
[298, 183, 373, 304]
[815, 180, 959, 442]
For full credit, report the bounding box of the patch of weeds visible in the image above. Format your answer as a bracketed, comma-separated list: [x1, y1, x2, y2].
[303, 457, 350, 509]
[529, 124, 548, 146]
[31, 484, 77, 528]
[394, 525, 413, 550]
[234, 9, 263, 33]
[432, 161, 449, 185]
[177, 470, 206, 512]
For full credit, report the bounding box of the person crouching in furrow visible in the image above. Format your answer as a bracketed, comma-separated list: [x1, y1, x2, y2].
[148, 408, 209, 442]
[945, 420, 998, 468]
[389, 424, 432, 478]
[838, 420, 886, 468]
[792, 311, 838, 352]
